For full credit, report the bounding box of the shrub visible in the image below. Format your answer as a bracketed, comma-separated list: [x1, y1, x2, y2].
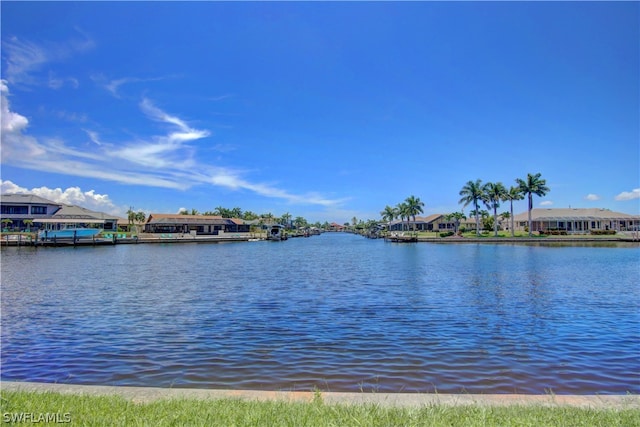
[590, 229, 617, 235]
[440, 231, 454, 238]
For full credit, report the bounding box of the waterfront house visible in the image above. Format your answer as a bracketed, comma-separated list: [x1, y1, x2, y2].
[144, 214, 250, 235]
[328, 222, 346, 232]
[1, 193, 119, 231]
[388, 214, 465, 232]
[512, 208, 640, 234]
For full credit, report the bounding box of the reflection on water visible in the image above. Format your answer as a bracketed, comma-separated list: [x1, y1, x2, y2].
[1, 235, 639, 394]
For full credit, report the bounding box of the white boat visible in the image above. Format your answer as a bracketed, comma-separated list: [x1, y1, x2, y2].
[267, 224, 285, 241]
[38, 224, 102, 240]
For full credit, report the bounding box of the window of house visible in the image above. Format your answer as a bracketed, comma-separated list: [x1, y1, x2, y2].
[1, 205, 28, 215]
[31, 206, 48, 214]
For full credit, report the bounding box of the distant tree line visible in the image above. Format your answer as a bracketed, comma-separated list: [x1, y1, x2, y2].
[176, 207, 331, 230]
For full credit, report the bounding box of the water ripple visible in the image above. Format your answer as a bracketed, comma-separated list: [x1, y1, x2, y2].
[2, 235, 639, 394]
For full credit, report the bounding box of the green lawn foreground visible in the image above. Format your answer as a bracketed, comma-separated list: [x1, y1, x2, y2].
[2, 390, 639, 426]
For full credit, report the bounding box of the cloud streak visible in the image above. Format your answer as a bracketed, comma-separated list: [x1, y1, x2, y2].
[2, 32, 94, 85]
[0, 80, 344, 207]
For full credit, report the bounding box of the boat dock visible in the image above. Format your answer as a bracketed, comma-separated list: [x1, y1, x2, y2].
[0, 232, 268, 247]
[384, 233, 418, 243]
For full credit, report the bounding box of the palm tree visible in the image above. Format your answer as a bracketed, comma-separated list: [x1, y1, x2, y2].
[505, 186, 523, 237]
[134, 212, 146, 233]
[483, 182, 507, 237]
[404, 195, 425, 233]
[380, 205, 397, 233]
[1, 219, 13, 231]
[516, 172, 550, 236]
[23, 219, 33, 232]
[214, 206, 231, 218]
[127, 207, 136, 230]
[242, 210, 258, 221]
[446, 211, 466, 234]
[263, 212, 275, 224]
[396, 202, 409, 231]
[294, 216, 307, 229]
[380, 205, 397, 222]
[281, 212, 292, 229]
[459, 179, 484, 236]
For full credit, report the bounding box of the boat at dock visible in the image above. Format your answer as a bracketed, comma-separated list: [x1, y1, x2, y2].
[385, 233, 418, 243]
[267, 224, 286, 241]
[38, 225, 102, 240]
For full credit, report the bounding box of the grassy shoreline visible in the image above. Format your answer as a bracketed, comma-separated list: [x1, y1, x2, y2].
[2, 389, 639, 426]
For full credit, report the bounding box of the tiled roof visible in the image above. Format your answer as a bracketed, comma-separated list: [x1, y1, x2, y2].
[148, 213, 223, 220]
[389, 214, 443, 225]
[0, 193, 60, 206]
[146, 213, 245, 225]
[52, 204, 119, 220]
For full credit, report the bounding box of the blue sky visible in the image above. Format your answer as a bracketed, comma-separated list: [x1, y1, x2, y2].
[1, 2, 638, 222]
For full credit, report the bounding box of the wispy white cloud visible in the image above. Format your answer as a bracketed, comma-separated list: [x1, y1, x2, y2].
[93, 75, 170, 98]
[2, 31, 94, 85]
[83, 129, 102, 146]
[212, 143, 237, 153]
[584, 193, 600, 201]
[55, 110, 88, 123]
[48, 71, 80, 90]
[615, 188, 640, 201]
[109, 97, 210, 169]
[207, 94, 234, 102]
[0, 81, 344, 207]
[539, 201, 553, 206]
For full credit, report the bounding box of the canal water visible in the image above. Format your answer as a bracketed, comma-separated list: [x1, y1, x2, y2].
[1, 233, 639, 394]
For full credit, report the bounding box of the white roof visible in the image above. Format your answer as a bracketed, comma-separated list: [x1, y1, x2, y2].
[513, 208, 640, 221]
[34, 218, 106, 224]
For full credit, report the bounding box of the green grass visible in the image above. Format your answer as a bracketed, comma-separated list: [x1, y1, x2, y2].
[2, 390, 638, 426]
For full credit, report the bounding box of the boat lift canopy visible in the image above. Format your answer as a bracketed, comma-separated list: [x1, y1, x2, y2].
[33, 218, 107, 224]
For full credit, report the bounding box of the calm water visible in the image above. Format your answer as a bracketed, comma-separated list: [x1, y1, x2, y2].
[2, 233, 639, 394]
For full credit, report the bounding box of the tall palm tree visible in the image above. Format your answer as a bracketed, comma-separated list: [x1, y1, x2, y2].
[242, 210, 258, 221]
[134, 212, 146, 233]
[396, 202, 409, 231]
[294, 216, 307, 229]
[459, 179, 484, 236]
[380, 205, 397, 233]
[127, 207, 136, 230]
[516, 173, 550, 236]
[505, 186, 524, 237]
[483, 182, 507, 237]
[404, 195, 425, 233]
[281, 212, 292, 229]
[214, 206, 231, 217]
